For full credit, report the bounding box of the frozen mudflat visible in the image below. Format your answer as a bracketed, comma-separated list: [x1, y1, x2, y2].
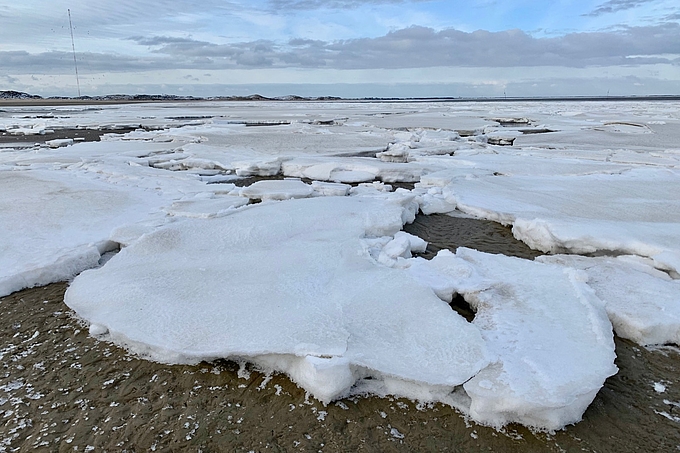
[1, 99, 679, 433]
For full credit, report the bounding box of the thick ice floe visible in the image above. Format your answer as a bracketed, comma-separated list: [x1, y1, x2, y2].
[442, 168, 680, 273]
[65, 196, 490, 402]
[538, 255, 680, 346]
[0, 169, 166, 296]
[408, 248, 617, 430]
[240, 179, 314, 200]
[2, 100, 679, 431]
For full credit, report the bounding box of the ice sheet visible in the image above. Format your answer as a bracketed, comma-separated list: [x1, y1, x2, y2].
[0, 169, 167, 296]
[408, 248, 617, 430]
[443, 168, 680, 273]
[538, 255, 680, 346]
[65, 196, 489, 403]
[2, 99, 679, 432]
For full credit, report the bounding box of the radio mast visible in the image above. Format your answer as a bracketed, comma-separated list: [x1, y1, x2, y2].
[68, 9, 81, 97]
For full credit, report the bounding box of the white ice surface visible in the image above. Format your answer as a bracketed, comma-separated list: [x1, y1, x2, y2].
[538, 255, 680, 346]
[443, 168, 680, 273]
[408, 248, 617, 430]
[239, 179, 314, 200]
[0, 169, 167, 296]
[65, 196, 489, 403]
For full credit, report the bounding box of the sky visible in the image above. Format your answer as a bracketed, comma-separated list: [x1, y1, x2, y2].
[1, 0, 679, 98]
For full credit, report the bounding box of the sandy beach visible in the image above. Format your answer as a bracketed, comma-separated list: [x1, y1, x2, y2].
[2, 286, 680, 452]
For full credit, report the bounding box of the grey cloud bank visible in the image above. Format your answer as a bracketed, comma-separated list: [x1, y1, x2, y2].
[5, 23, 679, 75]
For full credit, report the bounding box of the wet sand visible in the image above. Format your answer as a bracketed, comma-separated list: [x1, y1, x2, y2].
[2, 219, 680, 452]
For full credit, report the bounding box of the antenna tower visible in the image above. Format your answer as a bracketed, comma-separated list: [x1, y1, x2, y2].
[68, 9, 81, 97]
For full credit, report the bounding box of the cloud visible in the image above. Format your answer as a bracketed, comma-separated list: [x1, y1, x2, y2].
[662, 12, 680, 21]
[4, 23, 680, 76]
[583, 0, 656, 17]
[0, 74, 19, 85]
[0, 50, 180, 72]
[128, 36, 282, 66]
[131, 23, 680, 69]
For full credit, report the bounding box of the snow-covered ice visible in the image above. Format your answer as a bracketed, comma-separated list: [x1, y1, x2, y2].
[1, 99, 679, 431]
[408, 248, 617, 430]
[65, 196, 490, 403]
[0, 168, 166, 296]
[441, 168, 680, 274]
[240, 179, 314, 200]
[538, 255, 680, 346]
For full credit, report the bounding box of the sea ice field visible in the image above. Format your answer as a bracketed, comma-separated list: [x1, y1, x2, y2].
[1, 99, 679, 441]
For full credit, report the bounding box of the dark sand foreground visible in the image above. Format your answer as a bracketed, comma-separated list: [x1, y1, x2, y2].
[2, 218, 680, 452]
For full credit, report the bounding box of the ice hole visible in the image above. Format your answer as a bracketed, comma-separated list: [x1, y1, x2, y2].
[232, 174, 288, 187]
[449, 294, 475, 322]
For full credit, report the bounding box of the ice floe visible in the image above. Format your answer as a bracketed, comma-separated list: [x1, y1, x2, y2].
[538, 255, 680, 346]
[65, 196, 490, 403]
[442, 168, 680, 273]
[240, 179, 314, 201]
[0, 168, 167, 296]
[408, 248, 617, 430]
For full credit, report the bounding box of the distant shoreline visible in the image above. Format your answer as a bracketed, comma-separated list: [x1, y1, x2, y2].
[1, 93, 679, 107]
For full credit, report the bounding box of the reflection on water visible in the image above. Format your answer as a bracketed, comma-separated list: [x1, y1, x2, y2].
[403, 213, 543, 260]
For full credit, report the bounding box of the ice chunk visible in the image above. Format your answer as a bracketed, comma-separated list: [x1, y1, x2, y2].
[89, 324, 109, 336]
[255, 355, 355, 403]
[351, 181, 393, 194]
[538, 255, 680, 346]
[240, 180, 314, 201]
[447, 168, 680, 273]
[0, 169, 166, 297]
[377, 143, 412, 163]
[310, 181, 351, 197]
[654, 382, 667, 393]
[415, 187, 457, 215]
[398, 231, 427, 254]
[377, 231, 428, 267]
[233, 158, 282, 177]
[408, 248, 617, 430]
[46, 138, 74, 148]
[65, 197, 489, 404]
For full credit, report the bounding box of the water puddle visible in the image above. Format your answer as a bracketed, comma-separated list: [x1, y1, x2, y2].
[0, 126, 162, 145]
[403, 213, 543, 260]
